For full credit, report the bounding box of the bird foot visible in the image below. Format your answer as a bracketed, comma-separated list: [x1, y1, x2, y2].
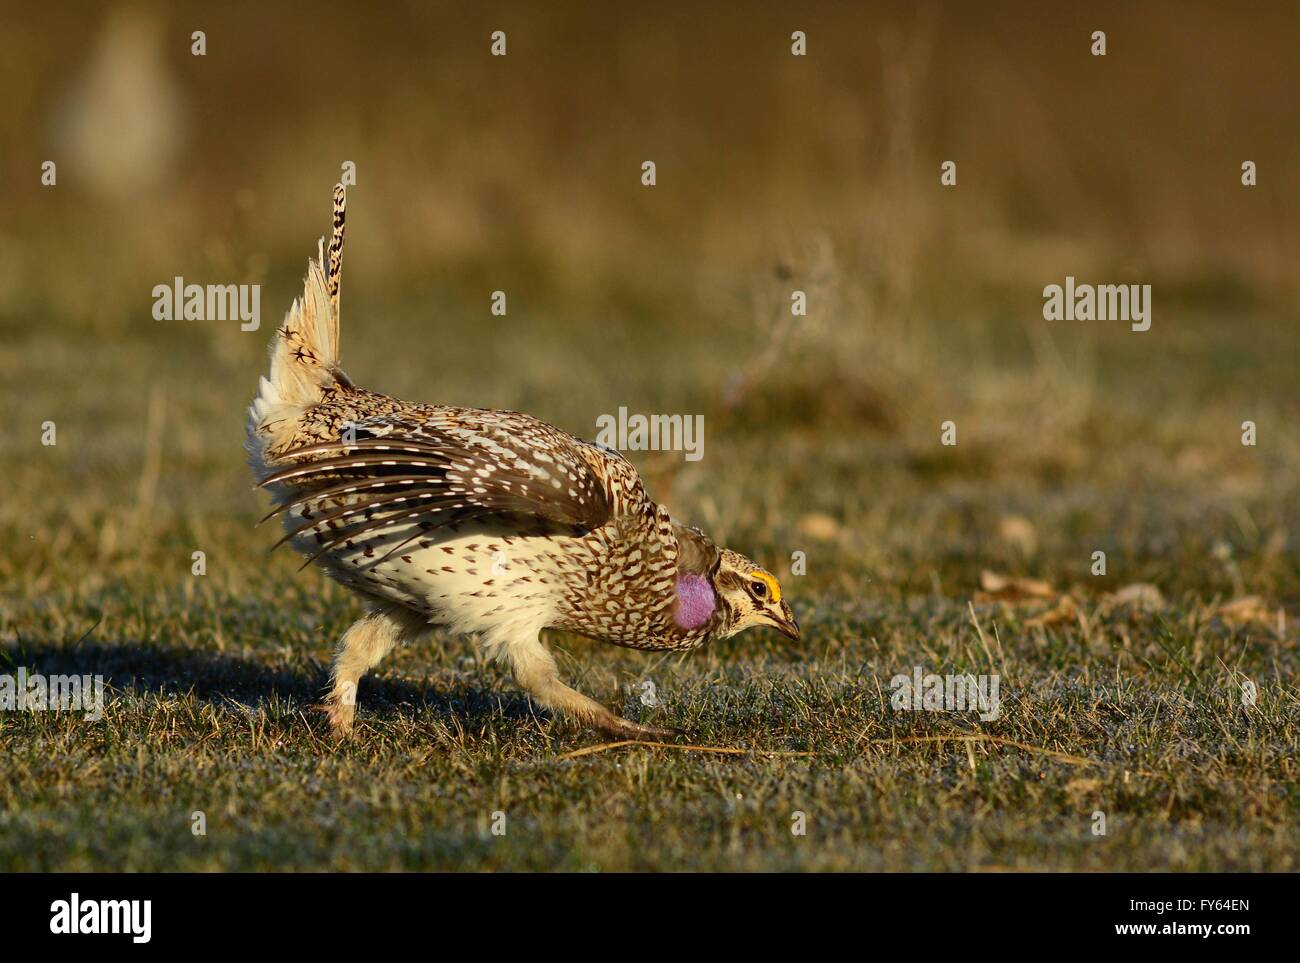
[594, 713, 680, 741]
[316, 698, 355, 741]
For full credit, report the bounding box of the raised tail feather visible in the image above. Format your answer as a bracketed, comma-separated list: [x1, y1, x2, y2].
[246, 184, 352, 463]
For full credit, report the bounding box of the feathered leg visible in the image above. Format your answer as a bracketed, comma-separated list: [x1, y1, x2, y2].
[506, 635, 676, 739]
[323, 603, 427, 739]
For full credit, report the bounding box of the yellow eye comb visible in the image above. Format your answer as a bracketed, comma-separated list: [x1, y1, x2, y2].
[751, 570, 781, 603]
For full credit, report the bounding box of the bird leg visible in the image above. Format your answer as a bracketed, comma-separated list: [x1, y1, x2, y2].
[507, 636, 677, 739]
[322, 603, 426, 739]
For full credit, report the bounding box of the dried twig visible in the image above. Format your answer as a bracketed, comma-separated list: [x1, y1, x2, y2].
[558, 740, 817, 761]
[559, 732, 1110, 769]
[869, 733, 1098, 768]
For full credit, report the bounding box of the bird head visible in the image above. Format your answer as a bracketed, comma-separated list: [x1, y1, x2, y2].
[713, 549, 799, 641]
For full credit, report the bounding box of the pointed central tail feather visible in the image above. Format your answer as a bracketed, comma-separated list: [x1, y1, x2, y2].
[246, 184, 352, 467]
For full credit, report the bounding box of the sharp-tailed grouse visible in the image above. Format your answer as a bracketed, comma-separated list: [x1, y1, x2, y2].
[246, 185, 798, 740]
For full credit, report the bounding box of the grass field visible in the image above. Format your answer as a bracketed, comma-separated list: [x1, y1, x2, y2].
[3, 288, 1297, 871]
[2, 2, 1298, 872]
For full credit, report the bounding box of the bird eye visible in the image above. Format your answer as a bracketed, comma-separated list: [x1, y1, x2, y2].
[750, 578, 768, 599]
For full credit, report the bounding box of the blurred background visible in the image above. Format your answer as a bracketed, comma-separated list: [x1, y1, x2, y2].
[2, 0, 1298, 611]
[2, 0, 1299, 874]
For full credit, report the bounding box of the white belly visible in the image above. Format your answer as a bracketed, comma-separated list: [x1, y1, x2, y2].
[297, 516, 571, 655]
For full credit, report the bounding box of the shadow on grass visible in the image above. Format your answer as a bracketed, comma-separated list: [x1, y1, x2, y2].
[0, 638, 539, 726]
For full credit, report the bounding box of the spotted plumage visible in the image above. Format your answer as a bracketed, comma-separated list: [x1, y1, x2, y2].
[246, 184, 799, 740]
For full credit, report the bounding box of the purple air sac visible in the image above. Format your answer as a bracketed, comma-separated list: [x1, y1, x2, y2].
[674, 573, 716, 630]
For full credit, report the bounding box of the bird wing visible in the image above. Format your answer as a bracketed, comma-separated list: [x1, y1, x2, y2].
[259, 407, 612, 565]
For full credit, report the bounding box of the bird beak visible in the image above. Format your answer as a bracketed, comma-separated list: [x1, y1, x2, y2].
[772, 602, 800, 641]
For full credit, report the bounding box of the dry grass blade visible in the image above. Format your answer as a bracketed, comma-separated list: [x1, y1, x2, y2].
[866, 734, 1102, 768]
[557, 740, 819, 760]
[560, 733, 1109, 769]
